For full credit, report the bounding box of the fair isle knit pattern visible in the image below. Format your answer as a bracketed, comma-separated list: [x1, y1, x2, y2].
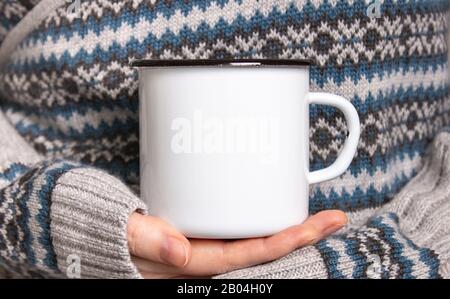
[0, 0, 449, 278]
[1, 0, 448, 210]
[0, 160, 81, 278]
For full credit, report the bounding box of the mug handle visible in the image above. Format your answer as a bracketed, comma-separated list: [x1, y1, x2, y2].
[306, 92, 361, 184]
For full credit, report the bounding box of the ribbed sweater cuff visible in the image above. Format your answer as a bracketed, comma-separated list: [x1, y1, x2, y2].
[50, 167, 147, 279]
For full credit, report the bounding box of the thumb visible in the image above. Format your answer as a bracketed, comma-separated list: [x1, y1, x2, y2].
[127, 212, 191, 268]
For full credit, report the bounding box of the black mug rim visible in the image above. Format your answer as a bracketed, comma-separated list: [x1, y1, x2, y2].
[130, 59, 312, 68]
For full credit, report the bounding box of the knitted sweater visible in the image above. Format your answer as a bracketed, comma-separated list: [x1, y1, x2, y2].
[0, 0, 449, 278]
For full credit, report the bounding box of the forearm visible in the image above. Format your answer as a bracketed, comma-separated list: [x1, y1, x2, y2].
[0, 161, 148, 278]
[0, 111, 147, 278]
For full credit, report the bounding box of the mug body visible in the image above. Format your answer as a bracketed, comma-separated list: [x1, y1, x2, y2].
[139, 63, 310, 238]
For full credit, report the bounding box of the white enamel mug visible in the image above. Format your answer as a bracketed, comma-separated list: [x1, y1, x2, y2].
[132, 59, 360, 239]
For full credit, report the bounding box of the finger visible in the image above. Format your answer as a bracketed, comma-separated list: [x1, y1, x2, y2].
[139, 270, 206, 279]
[194, 209, 347, 274]
[132, 256, 205, 278]
[219, 210, 348, 270]
[127, 212, 191, 267]
[133, 210, 347, 276]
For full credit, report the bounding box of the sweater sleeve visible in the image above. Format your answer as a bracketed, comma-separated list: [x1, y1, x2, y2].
[0, 111, 147, 278]
[0, 0, 40, 46]
[217, 129, 450, 279]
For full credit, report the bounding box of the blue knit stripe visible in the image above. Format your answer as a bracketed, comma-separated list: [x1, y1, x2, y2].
[313, 140, 427, 175]
[13, 116, 138, 141]
[10, 0, 448, 75]
[315, 239, 346, 278]
[418, 248, 441, 278]
[16, 167, 42, 265]
[3, 103, 139, 129]
[386, 213, 440, 278]
[370, 214, 416, 278]
[2, 83, 447, 147]
[35, 161, 82, 269]
[10, 118, 428, 174]
[7, 107, 447, 150]
[3, 78, 447, 119]
[6, 111, 434, 182]
[0, 163, 30, 183]
[8, 55, 448, 87]
[1, 97, 139, 117]
[310, 57, 448, 86]
[25, 0, 449, 44]
[339, 236, 367, 278]
[312, 85, 449, 117]
[310, 169, 416, 212]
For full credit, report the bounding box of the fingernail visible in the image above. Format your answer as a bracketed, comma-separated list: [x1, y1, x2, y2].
[160, 236, 188, 267]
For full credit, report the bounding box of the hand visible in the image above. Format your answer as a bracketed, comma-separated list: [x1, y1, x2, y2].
[127, 210, 347, 278]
